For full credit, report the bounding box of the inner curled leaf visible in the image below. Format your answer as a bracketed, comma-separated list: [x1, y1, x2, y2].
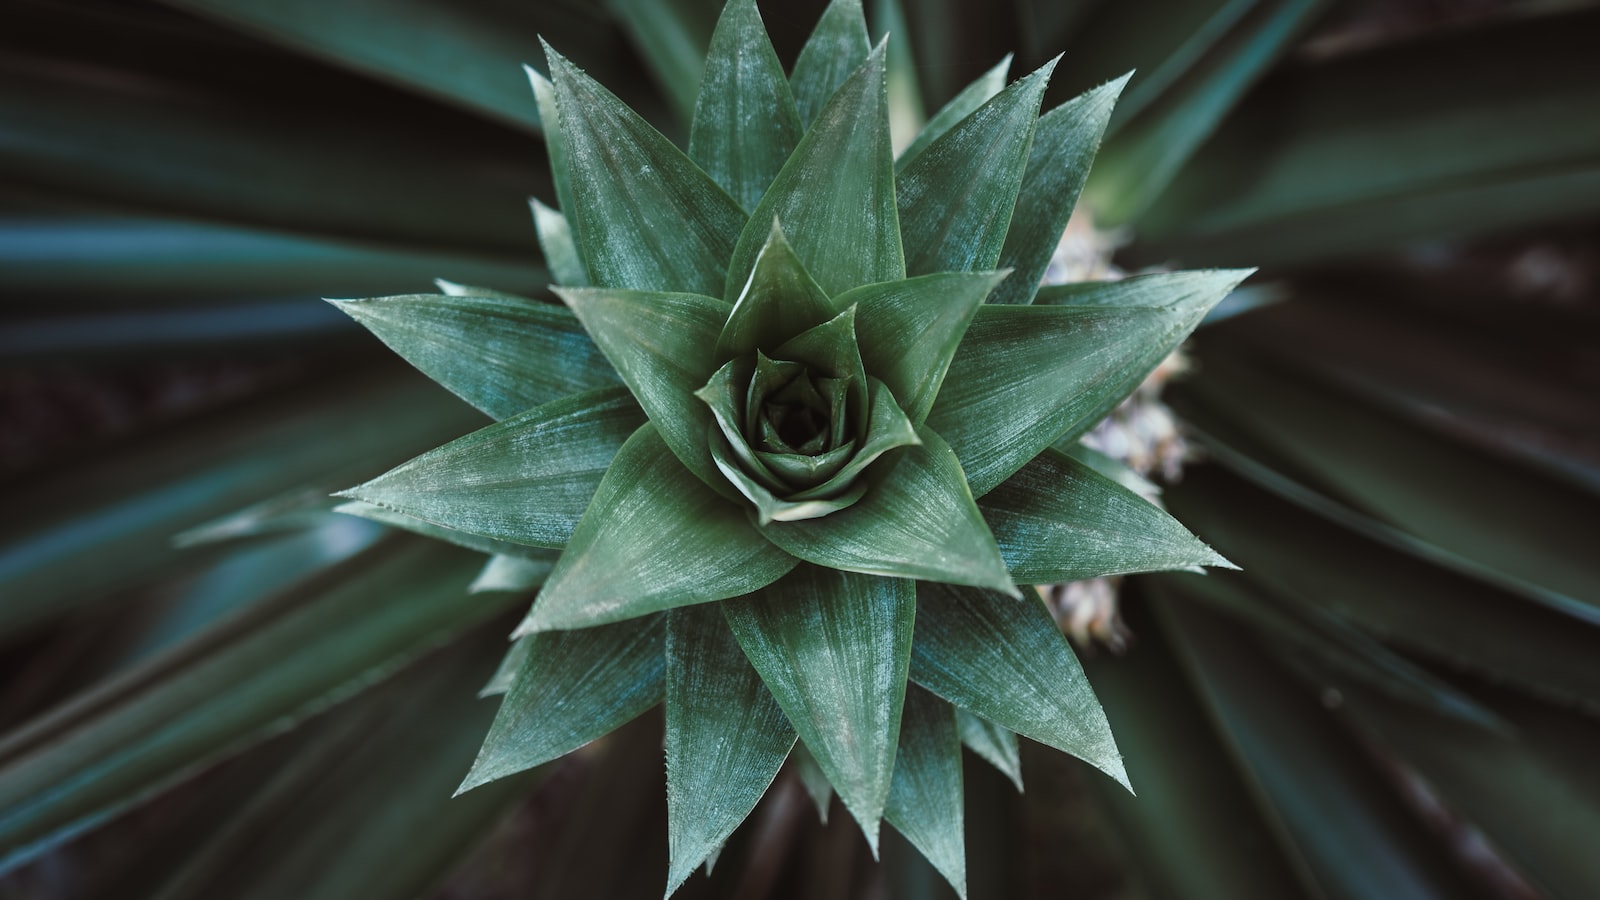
[696, 304, 919, 523]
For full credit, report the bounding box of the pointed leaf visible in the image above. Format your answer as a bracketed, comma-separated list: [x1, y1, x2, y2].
[790, 0, 872, 129]
[334, 501, 556, 562]
[665, 604, 797, 898]
[840, 271, 1006, 424]
[954, 709, 1022, 791]
[689, 0, 803, 211]
[884, 684, 967, 899]
[729, 40, 903, 301]
[929, 271, 1248, 496]
[897, 56, 1057, 276]
[911, 581, 1128, 790]
[555, 285, 730, 491]
[457, 614, 665, 793]
[531, 198, 588, 287]
[329, 293, 620, 420]
[717, 221, 836, 360]
[980, 446, 1230, 584]
[337, 386, 644, 550]
[757, 427, 1017, 597]
[724, 565, 915, 853]
[897, 55, 1012, 171]
[527, 65, 579, 234]
[990, 76, 1128, 306]
[871, 0, 926, 154]
[519, 424, 797, 633]
[546, 43, 745, 296]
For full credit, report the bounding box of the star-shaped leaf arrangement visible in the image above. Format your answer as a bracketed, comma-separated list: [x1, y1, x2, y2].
[331, 0, 1245, 895]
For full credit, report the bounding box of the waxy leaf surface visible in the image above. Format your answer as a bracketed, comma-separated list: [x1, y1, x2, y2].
[457, 614, 665, 793]
[688, 0, 802, 211]
[724, 566, 914, 851]
[329, 293, 618, 420]
[665, 605, 797, 897]
[896, 56, 1056, 276]
[546, 44, 745, 297]
[884, 685, 967, 898]
[520, 424, 797, 633]
[990, 76, 1128, 306]
[912, 582, 1129, 790]
[789, 0, 871, 129]
[729, 41, 903, 301]
[981, 446, 1229, 584]
[337, 386, 643, 549]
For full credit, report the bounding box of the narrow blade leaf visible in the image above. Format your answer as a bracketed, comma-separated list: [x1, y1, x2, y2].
[457, 614, 665, 793]
[519, 424, 797, 632]
[897, 56, 1057, 276]
[337, 386, 644, 550]
[911, 581, 1128, 790]
[665, 604, 798, 897]
[989, 76, 1128, 306]
[546, 43, 745, 296]
[729, 40, 903, 301]
[897, 54, 1012, 171]
[688, 0, 803, 211]
[757, 427, 1018, 597]
[980, 446, 1230, 584]
[929, 271, 1247, 496]
[329, 292, 620, 420]
[790, 0, 871, 129]
[724, 565, 915, 852]
[884, 685, 967, 899]
[555, 286, 730, 491]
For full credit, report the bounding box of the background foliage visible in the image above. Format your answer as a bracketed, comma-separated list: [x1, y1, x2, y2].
[2, 0, 1597, 897]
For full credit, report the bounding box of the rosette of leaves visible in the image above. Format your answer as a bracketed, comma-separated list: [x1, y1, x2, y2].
[327, 0, 1240, 894]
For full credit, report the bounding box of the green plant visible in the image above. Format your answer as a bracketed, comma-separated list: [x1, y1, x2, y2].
[3, 1, 1598, 899]
[325, 2, 1236, 892]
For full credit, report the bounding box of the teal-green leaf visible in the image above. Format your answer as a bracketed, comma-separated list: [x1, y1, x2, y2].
[602, 0, 714, 126]
[884, 685, 967, 899]
[334, 501, 557, 562]
[456, 614, 664, 794]
[757, 427, 1018, 597]
[989, 75, 1128, 306]
[555, 285, 730, 492]
[789, 0, 872, 130]
[530, 198, 588, 287]
[954, 709, 1022, 791]
[328, 292, 620, 420]
[897, 54, 1012, 172]
[897, 55, 1057, 276]
[518, 424, 797, 633]
[336, 386, 644, 550]
[480, 636, 532, 698]
[911, 581, 1128, 790]
[716, 221, 836, 360]
[724, 565, 915, 853]
[545, 42, 745, 297]
[728, 40, 903, 301]
[929, 273, 1246, 496]
[527, 65, 579, 236]
[980, 446, 1230, 584]
[688, 0, 803, 211]
[664, 604, 798, 898]
[840, 271, 1006, 424]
